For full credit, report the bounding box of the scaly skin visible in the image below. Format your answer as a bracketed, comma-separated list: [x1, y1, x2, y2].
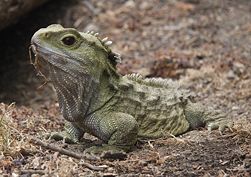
[30, 24, 232, 153]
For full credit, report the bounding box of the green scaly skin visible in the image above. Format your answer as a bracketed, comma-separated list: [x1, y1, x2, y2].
[30, 24, 233, 153]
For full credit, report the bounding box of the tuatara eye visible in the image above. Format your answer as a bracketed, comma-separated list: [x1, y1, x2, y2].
[62, 36, 76, 46]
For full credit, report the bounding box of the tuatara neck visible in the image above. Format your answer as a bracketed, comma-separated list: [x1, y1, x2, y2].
[48, 62, 97, 122]
[86, 69, 120, 115]
[48, 61, 119, 122]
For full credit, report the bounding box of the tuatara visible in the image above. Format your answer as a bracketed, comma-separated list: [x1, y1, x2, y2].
[30, 24, 232, 153]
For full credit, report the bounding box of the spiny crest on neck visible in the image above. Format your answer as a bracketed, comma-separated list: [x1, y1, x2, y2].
[82, 30, 121, 90]
[84, 30, 122, 67]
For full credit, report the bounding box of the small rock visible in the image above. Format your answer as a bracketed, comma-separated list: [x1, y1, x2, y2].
[124, 0, 135, 8]
[31, 174, 40, 177]
[233, 62, 245, 75]
[139, 1, 152, 10]
[227, 70, 236, 80]
[231, 106, 239, 111]
[11, 172, 19, 177]
[107, 167, 114, 173]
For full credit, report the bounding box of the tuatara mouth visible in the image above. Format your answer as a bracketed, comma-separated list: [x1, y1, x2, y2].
[29, 44, 50, 88]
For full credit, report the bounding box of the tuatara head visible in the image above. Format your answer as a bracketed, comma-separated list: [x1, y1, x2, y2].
[30, 24, 120, 80]
[30, 24, 120, 121]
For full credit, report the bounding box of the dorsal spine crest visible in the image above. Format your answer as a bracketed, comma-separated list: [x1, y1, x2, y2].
[125, 73, 180, 89]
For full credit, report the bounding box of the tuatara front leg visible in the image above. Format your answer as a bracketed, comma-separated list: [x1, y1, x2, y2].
[49, 121, 84, 144]
[203, 109, 233, 132]
[83, 111, 139, 154]
[184, 100, 233, 132]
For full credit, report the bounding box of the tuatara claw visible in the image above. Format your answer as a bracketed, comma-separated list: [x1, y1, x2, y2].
[207, 121, 234, 134]
[48, 131, 79, 144]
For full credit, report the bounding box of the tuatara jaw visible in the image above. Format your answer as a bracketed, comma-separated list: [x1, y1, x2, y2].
[29, 44, 51, 88]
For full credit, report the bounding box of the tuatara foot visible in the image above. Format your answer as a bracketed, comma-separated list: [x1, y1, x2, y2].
[207, 120, 233, 133]
[47, 131, 79, 144]
[84, 145, 127, 160]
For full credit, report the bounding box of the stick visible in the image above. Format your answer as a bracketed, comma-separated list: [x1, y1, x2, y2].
[21, 169, 45, 175]
[168, 133, 186, 143]
[29, 137, 106, 171]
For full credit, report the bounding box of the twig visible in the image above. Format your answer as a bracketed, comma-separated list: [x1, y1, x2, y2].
[147, 140, 155, 149]
[220, 133, 237, 138]
[29, 137, 106, 171]
[168, 133, 186, 143]
[21, 169, 45, 175]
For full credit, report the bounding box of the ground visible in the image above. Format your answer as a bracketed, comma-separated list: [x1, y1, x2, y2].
[0, 0, 251, 176]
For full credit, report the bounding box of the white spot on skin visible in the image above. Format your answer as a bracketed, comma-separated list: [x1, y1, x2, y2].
[104, 41, 112, 46]
[101, 37, 108, 42]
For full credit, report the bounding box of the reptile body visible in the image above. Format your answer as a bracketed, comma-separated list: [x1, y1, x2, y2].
[31, 24, 232, 152]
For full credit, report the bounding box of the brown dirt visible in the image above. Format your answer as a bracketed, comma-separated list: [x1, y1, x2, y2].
[0, 0, 251, 176]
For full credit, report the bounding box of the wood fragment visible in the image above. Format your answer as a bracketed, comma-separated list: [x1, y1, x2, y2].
[29, 137, 106, 171]
[21, 169, 45, 175]
[220, 133, 237, 138]
[147, 140, 155, 149]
